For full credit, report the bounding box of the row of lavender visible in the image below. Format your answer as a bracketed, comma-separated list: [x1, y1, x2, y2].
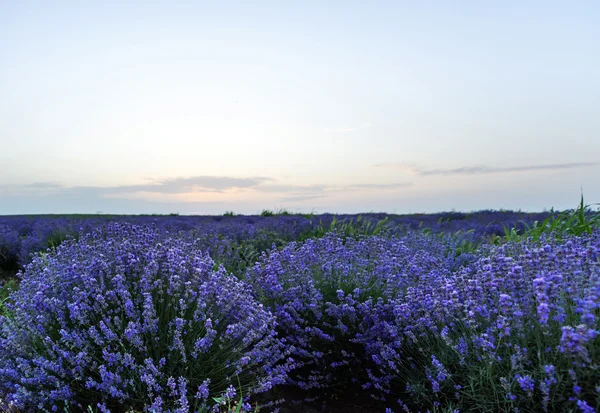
[246, 231, 600, 412]
[1, 218, 598, 412]
[0, 211, 552, 275]
[0, 215, 313, 274]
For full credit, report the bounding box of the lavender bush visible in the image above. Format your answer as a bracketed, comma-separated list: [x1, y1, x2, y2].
[244, 233, 450, 395]
[372, 233, 600, 412]
[0, 210, 562, 274]
[0, 223, 290, 412]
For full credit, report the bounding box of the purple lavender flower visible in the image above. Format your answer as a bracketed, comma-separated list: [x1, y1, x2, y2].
[515, 374, 535, 395]
[577, 399, 596, 413]
[0, 223, 289, 411]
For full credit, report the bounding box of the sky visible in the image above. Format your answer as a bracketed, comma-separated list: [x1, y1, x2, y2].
[0, 1, 599, 215]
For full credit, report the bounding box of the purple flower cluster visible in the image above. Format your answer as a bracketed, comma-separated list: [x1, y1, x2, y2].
[244, 233, 448, 392]
[1, 213, 599, 412]
[0, 223, 289, 412]
[0, 210, 556, 274]
[0, 215, 317, 273]
[369, 233, 600, 411]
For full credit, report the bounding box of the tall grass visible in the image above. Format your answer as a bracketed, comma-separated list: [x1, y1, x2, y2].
[259, 209, 292, 217]
[496, 194, 600, 245]
[301, 215, 393, 241]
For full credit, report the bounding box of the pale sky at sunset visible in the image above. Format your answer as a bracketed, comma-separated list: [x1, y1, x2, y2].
[1, 1, 598, 215]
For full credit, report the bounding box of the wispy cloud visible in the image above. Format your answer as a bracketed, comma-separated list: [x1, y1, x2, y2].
[2, 177, 412, 206]
[375, 162, 598, 176]
[257, 183, 330, 202]
[85, 176, 273, 195]
[2, 176, 272, 196]
[262, 182, 412, 202]
[24, 182, 64, 189]
[345, 183, 412, 190]
[255, 184, 329, 194]
[0, 173, 416, 214]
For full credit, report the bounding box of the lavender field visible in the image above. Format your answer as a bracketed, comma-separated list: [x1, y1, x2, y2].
[0, 204, 599, 413]
[3, 0, 599, 411]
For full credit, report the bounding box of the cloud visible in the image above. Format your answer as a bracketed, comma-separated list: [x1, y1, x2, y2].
[375, 162, 598, 176]
[264, 182, 412, 203]
[70, 176, 274, 196]
[255, 184, 329, 194]
[257, 183, 330, 202]
[1, 176, 413, 214]
[24, 182, 64, 189]
[258, 182, 411, 194]
[1, 176, 272, 196]
[345, 183, 412, 190]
